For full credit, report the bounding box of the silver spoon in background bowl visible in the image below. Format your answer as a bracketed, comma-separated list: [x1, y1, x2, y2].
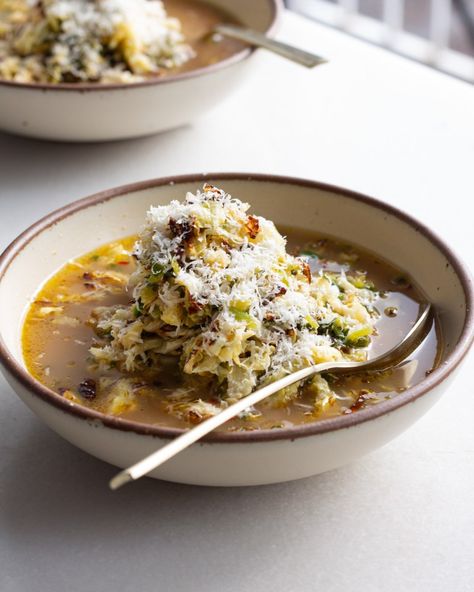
[110, 303, 433, 490]
[212, 24, 327, 68]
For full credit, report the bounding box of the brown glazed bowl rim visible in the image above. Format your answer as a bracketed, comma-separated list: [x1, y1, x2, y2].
[0, 173, 473, 443]
[0, 0, 282, 93]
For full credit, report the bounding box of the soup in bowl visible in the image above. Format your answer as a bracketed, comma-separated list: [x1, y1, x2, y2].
[0, 174, 472, 486]
[0, 0, 281, 141]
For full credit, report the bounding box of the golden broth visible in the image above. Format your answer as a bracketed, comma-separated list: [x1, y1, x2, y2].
[160, 0, 246, 76]
[22, 229, 441, 432]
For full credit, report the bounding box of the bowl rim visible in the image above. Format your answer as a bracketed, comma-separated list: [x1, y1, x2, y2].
[0, 0, 282, 93]
[0, 172, 473, 443]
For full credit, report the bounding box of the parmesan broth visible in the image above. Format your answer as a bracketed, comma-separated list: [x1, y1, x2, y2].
[160, 0, 246, 76]
[22, 229, 441, 432]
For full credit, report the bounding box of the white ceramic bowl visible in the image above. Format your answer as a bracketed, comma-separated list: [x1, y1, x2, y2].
[0, 0, 280, 142]
[0, 173, 473, 486]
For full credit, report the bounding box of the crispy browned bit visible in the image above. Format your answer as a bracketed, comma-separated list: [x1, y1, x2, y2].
[188, 298, 203, 314]
[169, 217, 194, 241]
[201, 184, 226, 200]
[83, 272, 93, 281]
[302, 261, 312, 283]
[344, 389, 376, 414]
[169, 217, 196, 257]
[245, 215, 260, 239]
[187, 410, 203, 425]
[78, 378, 97, 400]
[276, 285, 287, 297]
[265, 313, 275, 321]
[285, 328, 296, 338]
[262, 285, 287, 305]
[84, 282, 95, 290]
[220, 239, 231, 253]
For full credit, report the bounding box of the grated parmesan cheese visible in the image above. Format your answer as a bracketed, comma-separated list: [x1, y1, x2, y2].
[0, 0, 194, 83]
[89, 185, 380, 409]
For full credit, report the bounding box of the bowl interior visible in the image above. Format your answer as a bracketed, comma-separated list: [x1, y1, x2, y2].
[0, 0, 280, 93]
[208, 0, 279, 31]
[0, 175, 470, 397]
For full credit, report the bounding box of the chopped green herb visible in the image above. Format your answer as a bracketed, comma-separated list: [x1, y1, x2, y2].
[229, 307, 257, 328]
[318, 317, 347, 342]
[305, 315, 319, 330]
[345, 326, 372, 348]
[171, 258, 180, 276]
[348, 273, 375, 290]
[133, 299, 144, 318]
[151, 262, 165, 276]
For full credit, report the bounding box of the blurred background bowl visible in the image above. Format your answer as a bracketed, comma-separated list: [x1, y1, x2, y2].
[0, 0, 281, 142]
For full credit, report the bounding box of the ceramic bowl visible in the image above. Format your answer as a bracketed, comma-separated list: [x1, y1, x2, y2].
[0, 173, 473, 486]
[0, 0, 280, 142]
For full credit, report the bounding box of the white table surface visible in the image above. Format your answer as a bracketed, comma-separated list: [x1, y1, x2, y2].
[1, 10, 473, 592]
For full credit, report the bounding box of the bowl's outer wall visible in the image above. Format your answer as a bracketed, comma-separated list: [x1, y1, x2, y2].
[0, 175, 471, 485]
[0, 0, 280, 141]
[0, 61, 250, 141]
[2, 361, 454, 486]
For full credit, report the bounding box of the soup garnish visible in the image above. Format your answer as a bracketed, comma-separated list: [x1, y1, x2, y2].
[22, 185, 440, 431]
[0, 0, 245, 84]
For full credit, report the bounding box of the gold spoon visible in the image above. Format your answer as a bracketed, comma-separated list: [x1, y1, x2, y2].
[110, 303, 432, 490]
[212, 24, 327, 68]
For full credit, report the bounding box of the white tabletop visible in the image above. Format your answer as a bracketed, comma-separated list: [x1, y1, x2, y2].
[1, 10, 473, 592]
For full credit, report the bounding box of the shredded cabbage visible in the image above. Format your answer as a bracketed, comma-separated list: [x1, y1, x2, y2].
[89, 184, 379, 416]
[0, 0, 194, 83]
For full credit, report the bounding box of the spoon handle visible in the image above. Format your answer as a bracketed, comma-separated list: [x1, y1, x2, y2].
[110, 304, 432, 490]
[109, 361, 330, 490]
[215, 24, 327, 68]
